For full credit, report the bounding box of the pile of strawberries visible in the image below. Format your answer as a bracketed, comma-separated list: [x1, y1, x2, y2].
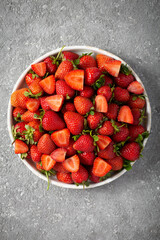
[11, 47, 149, 189]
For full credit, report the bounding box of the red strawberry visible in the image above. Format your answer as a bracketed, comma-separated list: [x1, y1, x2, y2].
[55, 60, 73, 80]
[79, 55, 97, 70]
[44, 57, 57, 74]
[120, 142, 141, 161]
[61, 102, 76, 114]
[64, 69, 84, 91]
[127, 81, 144, 95]
[21, 110, 40, 122]
[45, 95, 64, 112]
[114, 73, 134, 88]
[25, 73, 41, 86]
[92, 157, 112, 177]
[14, 139, 29, 154]
[50, 148, 67, 162]
[42, 110, 65, 131]
[103, 75, 113, 86]
[27, 120, 40, 130]
[97, 135, 112, 150]
[30, 145, 42, 162]
[95, 95, 108, 113]
[26, 98, 40, 112]
[13, 107, 26, 121]
[132, 108, 141, 125]
[57, 172, 73, 184]
[71, 165, 89, 183]
[96, 54, 112, 72]
[56, 80, 75, 99]
[98, 141, 116, 160]
[85, 67, 102, 86]
[31, 62, 46, 77]
[118, 106, 133, 124]
[74, 96, 93, 115]
[114, 87, 130, 102]
[87, 112, 103, 130]
[29, 78, 43, 96]
[106, 156, 123, 171]
[11, 88, 30, 109]
[39, 96, 51, 111]
[106, 103, 119, 120]
[13, 122, 27, 138]
[79, 86, 94, 98]
[128, 95, 146, 109]
[97, 86, 112, 101]
[39, 75, 56, 94]
[62, 51, 79, 61]
[51, 128, 70, 147]
[32, 130, 43, 143]
[41, 154, 56, 171]
[98, 121, 114, 136]
[89, 170, 100, 183]
[129, 125, 145, 142]
[53, 162, 69, 173]
[112, 123, 129, 142]
[36, 162, 44, 171]
[66, 139, 77, 157]
[62, 155, 80, 172]
[37, 134, 56, 154]
[73, 135, 95, 153]
[104, 60, 121, 77]
[64, 112, 84, 135]
[78, 152, 95, 165]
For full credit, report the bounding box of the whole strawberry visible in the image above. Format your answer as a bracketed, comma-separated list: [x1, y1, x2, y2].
[132, 108, 141, 125]
[13, 107, 26, 121]
[79, 55, 97, 70]
[61, 102, 76, 114]
[62, 51, 79, 61]
[112, 123, 129, 142]
[128, 95, 146, 109]
[98, 141, 116, 160]
[66, 139, 77, 157]
[85, 67, 102, 86]
[106, 156, 123, 171]
[103, 75, 113, 86]
[13, 122, 27, 139]
[37, 134, 56, 154]
[74, 96, 93, 115]
[114, 87, 130, 102]
[114, 73, 134, 88]
[73, 134, 95, 153]
[78, 152, 95, 165]
[71, 165, 89, 184]
[129, 125, 145, 142]
[120, 142, 141, 161]
[30, 145, 42, 162]
[64, 112, 84, 135]
[57, 172, 73, 184]
[55, 60, 73, 80]
[39, 96, 51, 111]
[98, 120, 114, 136]
[42, 110, 65, 131]
[11, 88, 30, 109]
[97, 86, 112, 102]
[56, 80, 75, 99]
[106, 103, 119, 120]
[44, 57, 57, 74]
[79, 86, 95, 98]
[87, 112, 103, 130]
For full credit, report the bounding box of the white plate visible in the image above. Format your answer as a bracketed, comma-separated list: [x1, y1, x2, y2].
[7, 46, 151, 189]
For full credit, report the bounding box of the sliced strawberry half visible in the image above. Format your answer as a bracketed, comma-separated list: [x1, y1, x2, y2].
[92, 157, 112, 177]
[50, 148, 67, 162]
[51, 128, 70, 147]
[64, 69, 84, 91]
[97, 135, 112, 150]
[41, 154, 56, 171]
[26, 98, 40, 112]
[104, 60, 121, 77]
[95, 95, 108, 113]
[118, 105, 134, 124]
[15, 139, 29, 154]
[45, 95, 64, 112]
[39, 75, 55, 94]
[62, 155, 80, 173]
[127, 81, 144, 94]
[31, 62, 46, 77]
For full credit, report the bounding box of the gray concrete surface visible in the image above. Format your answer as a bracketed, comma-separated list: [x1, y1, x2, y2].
[0, 0, 160, 239]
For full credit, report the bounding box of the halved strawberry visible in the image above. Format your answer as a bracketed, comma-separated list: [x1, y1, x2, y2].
[104, 60, 121, 77]
[57, 172, 73, 184]
[31, 62, 46, 77]
[51, 128, 70, 147]
[26, 98, 40, 112]
[62, 155, 80, 172]
[95, 95, 108, 113]
[127, 81, 144, 94]
[41, 154, 56, 171]
[45, 95, 64, 112]
[118, 105, 133, 124]
[15, 139, 29, 154]
[92, 157, 112, 177]
[97, 135, 112, 150]
[96, 54, 112, 71]
[50, 148, 67, 162]
[39, 75, 56, 94]
[64, 69, 84, 91]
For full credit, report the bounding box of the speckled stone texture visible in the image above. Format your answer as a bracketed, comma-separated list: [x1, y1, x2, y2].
[0, 0, 160, 239]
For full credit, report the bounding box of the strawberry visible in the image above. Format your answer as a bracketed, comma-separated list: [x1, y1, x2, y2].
[98, 141, 116, 160]
[103, 75, 113, 86]
[92, 157, 112, 177]
[106, 103, 119, 120]
[27, 120, 40, 130]
[120, 142, 141, 161]
[42, 110, 65, 131]
[114, 87, 130, 102]
[11, 88, 30, 109]
[62, 155, 80, 172]
[61, 102, 76, 114]
[62, 51, 79, 61]
[21, 110, 40, 122]
[44, 57, 57, 74]
[132, 108, 141, 125]
[55, 60, 73, 80]
[39, 96, 51, 111]
[118, 106, 133, 124]
[37, 134, 56, 154]
[31, 62, 46, 77]
[39, 75, 56, 94]
[128, 125, 145, 142]
[45, 95, 64, 112]
[50, 148, 67, 162]
[26, 98, 40, 112]
[112, 123, 129, 142]
[53, 162, 69, 173]
[84, 67, 102, 86]
[114, 73, 134, 88]
[13, 122, 27, 139]
[51, 128, 70, 147]
[71, 165, 89, 183]
[32, 130, 43, 143]
[96, 54, 112, 72]
[41, 154, 56, 171]
[97, 135, 112, 150]
[97, 86, 112, 101]
[64, 69, 84, 91]
[127, 81, 144, 95]
[13, 107, 26, 121]
[56, 80, 75, 99]
[66, 139, 77, 157]
[79, 55, 97, 70]
[98, 121, 114, 136]
[79, 86, 94, 98]
[29, 78, 43, 96]
[64, 112, 84, 135]
[14, 139, 29, 154]
[30, 145, 42, 162]
[89, 170, 100, 183]
[87, 112, 103, 130]
[104, 60, 121, 77]
[36, 162, 44, 171]
[78, 152, 95, 165]
[73, 135, 95, 153]
[74, 96, 93, 115]
[25, 73, 41, 86]
[106, 156, 123, 171]
[95, 95, 108, 113]
[128, 95, 146, 109]
[57, 172, 73, 184]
